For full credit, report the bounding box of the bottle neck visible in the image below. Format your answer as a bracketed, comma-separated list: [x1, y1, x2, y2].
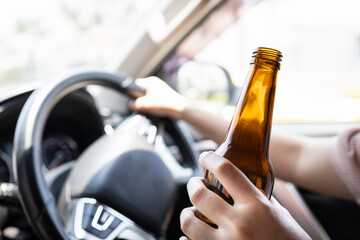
[224, 63, 278, 154]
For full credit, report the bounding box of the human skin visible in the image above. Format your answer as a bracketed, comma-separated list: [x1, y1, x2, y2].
[179, 152, 311, 240]
[131, 76, 353, 201]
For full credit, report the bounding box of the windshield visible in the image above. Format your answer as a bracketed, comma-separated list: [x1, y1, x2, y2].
[192, 0, 360, 122]
[0, 0, 164, 90]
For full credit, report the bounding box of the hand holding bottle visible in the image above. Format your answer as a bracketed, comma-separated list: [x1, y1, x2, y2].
[179, 152, 311, 240]
[195, 47, 281, 226]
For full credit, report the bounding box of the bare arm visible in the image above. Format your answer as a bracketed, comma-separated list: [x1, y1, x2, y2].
[270, 131, 353, 200]
[131, 77, 229, 144]
[180, 103, 229, 145]
[132, 76, 355, 201]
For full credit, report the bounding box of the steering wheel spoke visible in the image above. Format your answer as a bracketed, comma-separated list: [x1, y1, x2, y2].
[70, 198, 155, 240]
[153, 123, 193, 183]
[117, 114, 194, 183]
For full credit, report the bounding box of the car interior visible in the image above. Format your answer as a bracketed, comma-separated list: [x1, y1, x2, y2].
[1, 0, 360, 239]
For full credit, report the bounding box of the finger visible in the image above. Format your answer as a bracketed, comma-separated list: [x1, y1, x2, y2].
[134, 78, 152, 91]
[270, 197, 290, 214]
[130, 97, 146, 112]
[187, 177, 232, 223]
[180, 207, 219, 240]
[131, 96, 148, 108]
[135, 76, 160, 89]
[270, 196, 281, 206]
[199, 152, 261, 202]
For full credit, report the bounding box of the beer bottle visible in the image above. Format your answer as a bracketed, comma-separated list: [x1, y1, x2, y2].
[196, 47, 282, 227]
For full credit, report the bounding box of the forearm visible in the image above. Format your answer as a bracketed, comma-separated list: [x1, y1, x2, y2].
[269, 131, 306, 183]
[180, 104, 230, 145]
[180, 105, 353, 199]
[270, 131, 353, 200]
[132, 77, 230, 144]
[179, 103, 354, 200]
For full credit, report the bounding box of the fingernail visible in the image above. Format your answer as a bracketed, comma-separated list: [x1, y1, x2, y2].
[199, 151, 211, 159]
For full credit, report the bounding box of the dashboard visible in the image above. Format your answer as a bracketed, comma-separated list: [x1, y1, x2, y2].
[1, 80, 359, 240]
[0, 88, 106, 185]
[0, 133, 80, 182]
[0, 80, 197, 239]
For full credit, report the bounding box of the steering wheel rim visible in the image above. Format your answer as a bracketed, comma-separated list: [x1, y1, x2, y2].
[13, 70, 200, 239]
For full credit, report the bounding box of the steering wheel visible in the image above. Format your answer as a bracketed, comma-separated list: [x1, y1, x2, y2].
[13, 71, 201, 240]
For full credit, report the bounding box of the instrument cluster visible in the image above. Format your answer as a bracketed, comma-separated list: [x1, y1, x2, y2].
[0, 133, 80, 183]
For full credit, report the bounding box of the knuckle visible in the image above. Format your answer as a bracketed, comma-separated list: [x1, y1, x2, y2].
[148, 76, 159, 81]
[180, 210, 194, 234]
[228, 215, 254, 239]
[243, 198, 269, 217]
[215, 160, 233, 175]
[254, 198, 272, 215]
[189, 185, 207, 205]
[235, 224, 253, 239]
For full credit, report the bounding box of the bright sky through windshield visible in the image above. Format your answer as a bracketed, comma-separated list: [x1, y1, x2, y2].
[0, 0, 163, 89]
[195, 0, 360, 122]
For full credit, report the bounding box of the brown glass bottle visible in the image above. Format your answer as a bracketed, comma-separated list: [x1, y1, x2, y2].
[196, 47, 282, 227]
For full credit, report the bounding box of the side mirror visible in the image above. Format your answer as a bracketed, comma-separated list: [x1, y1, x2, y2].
[176, 61, 238, 108]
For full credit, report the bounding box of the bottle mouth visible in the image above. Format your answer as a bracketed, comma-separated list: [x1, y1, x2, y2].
[253, 47, 282, 61]
[251, 47, 282, 69]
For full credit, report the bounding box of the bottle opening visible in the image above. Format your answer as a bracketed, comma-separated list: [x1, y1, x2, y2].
[250, 47, 282, 69]
[253, 47, 282, 62]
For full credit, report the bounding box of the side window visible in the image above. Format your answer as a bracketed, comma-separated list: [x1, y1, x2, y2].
[160, 0, 250, 114]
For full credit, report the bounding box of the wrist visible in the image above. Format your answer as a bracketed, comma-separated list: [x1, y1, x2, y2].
[172, 96, 190, 120]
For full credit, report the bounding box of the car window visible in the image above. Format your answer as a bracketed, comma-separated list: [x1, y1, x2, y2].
[170, 0, 360, 123]
[0, 0, 165, 90]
